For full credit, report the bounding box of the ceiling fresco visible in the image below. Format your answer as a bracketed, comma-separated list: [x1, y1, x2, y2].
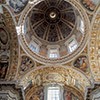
[73, 55, 90, 73]
[80, 0, 100, 12]
[0, 0, 100, 100]
[19, 55, 36, 75]
[6, 0, 28, 14]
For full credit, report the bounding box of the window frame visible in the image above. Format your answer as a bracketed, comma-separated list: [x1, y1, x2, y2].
[29, 41, 39, 53]
[68, 38, 78, 53]
[48, 48, 59, 59]
[44, 84, 63, 100]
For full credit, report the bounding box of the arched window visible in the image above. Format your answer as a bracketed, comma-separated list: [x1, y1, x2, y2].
[47, 45, 60, 59]
[45, 85, 63, 100]
[29, 41, 39, 53]
[49, 49, 59, 58]
[47, 86, 60, 100]
[68, 38, 78, 53]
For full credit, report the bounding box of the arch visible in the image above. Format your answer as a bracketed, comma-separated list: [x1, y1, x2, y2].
[0, 6, 19, 80]
[19, 65, 91, 94]
[89, 6, 100, 82]
[25, 83, 84, 100]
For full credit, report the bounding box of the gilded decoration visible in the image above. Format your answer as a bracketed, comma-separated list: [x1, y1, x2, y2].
[89, 6, 100, 82]
[20, 66, 91, 93]
[0, 0, 100, 100]
[25, 85, 84, 100]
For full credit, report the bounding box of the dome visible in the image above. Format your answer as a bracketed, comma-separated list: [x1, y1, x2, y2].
[18, 0, 89, 64]
[30, 0, 76, 43]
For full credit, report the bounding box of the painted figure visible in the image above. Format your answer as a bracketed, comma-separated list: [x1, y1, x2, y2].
[0, 62, 8, 78]
[82, 0, 100, 11]
[0, 28, 8, 45]
[74, 56, 89, 72]
[64, 90, 79, 100]
[0, 28, 9, 79]
[7, 0, 28, 13]
[20, 56, 34, 73]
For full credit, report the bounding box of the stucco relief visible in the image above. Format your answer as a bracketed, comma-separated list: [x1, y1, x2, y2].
[20, 66, 91, 93]
[25, 84, 83, 100]
[0, 82, 24, 100]
[86, 84, 100, 100]
[0, 1, 100, 100]
[26, 86, 44, 100]
[33, 74, 42, 86]
[43, 72, 65, 83]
